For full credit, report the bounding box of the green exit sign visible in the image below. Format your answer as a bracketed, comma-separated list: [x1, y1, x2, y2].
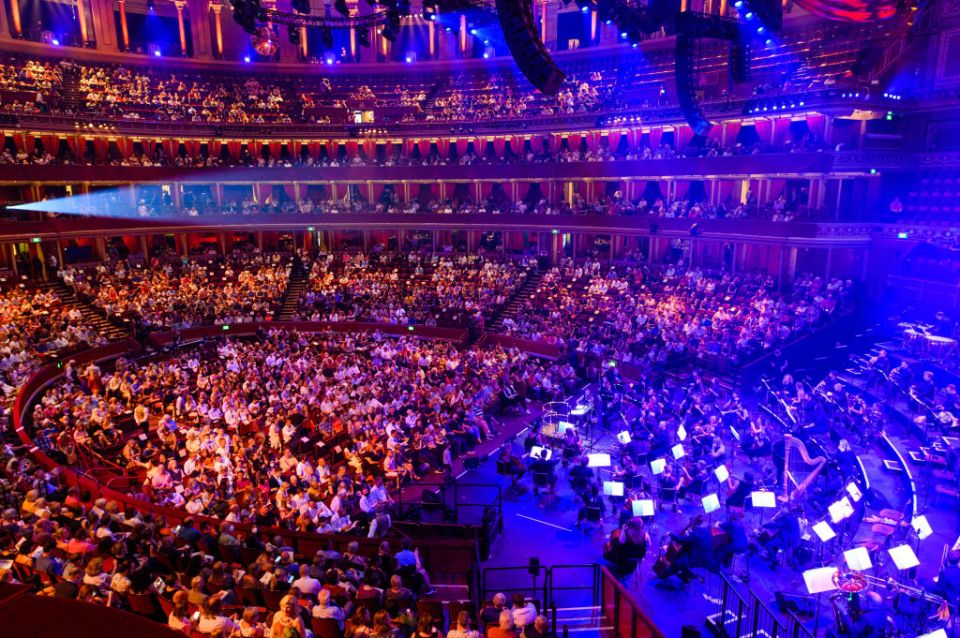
[222, 325, 231, 331]
[30, 237, 41, 244]
[307, 227, 315, 232]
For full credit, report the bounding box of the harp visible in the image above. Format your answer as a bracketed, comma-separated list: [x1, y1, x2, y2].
[780, 434, 826, 503]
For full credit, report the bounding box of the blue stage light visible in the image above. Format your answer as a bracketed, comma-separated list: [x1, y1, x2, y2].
[483, 52, 490, 58]
[154, 49, 161, 57]
[469, 28, 477, 34]
[765, 38, 773, 45]
[51, 39, 60, 46]
[734, 0, 743, 7]
[581, 5, 589, 11]
[243, 55, 251, 63]
[757, 26, 764, 33]
[745, 11, 753, 18]
[620, 31, 627, 38]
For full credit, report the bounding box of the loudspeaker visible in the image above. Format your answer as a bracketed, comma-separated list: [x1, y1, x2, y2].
[681, 626, 701, 638]
[729, 39, 751, 83]
[675, 34, 712, 136]
[528, 556, 540, 576]
[495, 0, 565, 95]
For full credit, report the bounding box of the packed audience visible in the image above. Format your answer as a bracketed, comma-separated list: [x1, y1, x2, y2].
[497, 260, 851, 368]
[296, 253, 535, 327]
[27, 330, 573, 530]
[59, 254, 290, 329]
[0, 283, 105, 406]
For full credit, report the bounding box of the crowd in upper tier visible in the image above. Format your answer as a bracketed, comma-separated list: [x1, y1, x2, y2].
[296, 253, 534, 327]
[60, 254, 291, 329]
[496, 260, 851, 367]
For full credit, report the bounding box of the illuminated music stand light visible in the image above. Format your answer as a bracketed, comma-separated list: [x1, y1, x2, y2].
[603, 481, 624, 497]
[714, 465, 729, 483]
[888, 544, 920, 571]
[845, 482, 863, 502]
[671, 444, 685, 460]
[650, 458, 667, 475]
[843, 546, 873, 572]
[803, 566, 839, 636]
[702, 493, 720, 515]
[558, 421, 576, 435]
[616, 431, 631, 444]
[529, 446, 552, 461]
[918, 629, 948, 638]
[632, 499, 655, 517]
[677, 424, 687, 442]
[911, 515, 933, 540]
[812, 521, 836, 542]
[751, 491, 777, 508]
[828, 497, 854, 524]
[588, 453, 611, 468]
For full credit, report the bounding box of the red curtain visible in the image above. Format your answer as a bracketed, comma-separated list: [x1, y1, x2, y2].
[548, 135, 560, 153]
[584, 133, 599, 152]
[283, 184, 297, 200]
[773, 118, 791, 145]
[291, 141, 302, 158]
[42, 135, 59, 155]
[325, 140, 338, 159]
[754, 120, 773, 144]
[649, 129, 662, 149]
[493, 137, 506, 157]
[567, 134, 581, 151]
[269, 141, 281, 158]
[95, 138, 110, 160]
[418, 140, 431, 157]
[345, 141, 359, 158]
[228, 141, 241, 160]
[405, 139, 416, 157]
[308, 142, 321, 159]
[806, 115, 825, 140]
[607, 131, 621, 152]
[209, 140, 221, 158]
[724, 122, 741, 146]
[456, 138, 468, 157]
[66, 135, 80, 158]
[385, 141, 394, 158]
[676, 125, 692, 148]
[256, 184, 272, 202]
[362, 139, 375, 158]
[437, 138, 450, 158]
[529, 136, 543, 153]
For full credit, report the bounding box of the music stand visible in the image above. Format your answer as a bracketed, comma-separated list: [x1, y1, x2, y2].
[587, 453, 611, 468]
[812, 521, 836, 563]
[530, 446, 552, 461]
[843, 546, 873, 572]
[702, 493, 720, 517]
[671, 444, 685, 460]
[888, 544, 920, 582]
[617, 431, 631, 444]
[677, 424, 687, 442]
[632, 499, 655, 517]
[911, 515, 933, 541]
[603, 481, 624, 497]
[918, 629, 948, 638]
[650, 458, 666, 475]
[845, 482, 863, 503]
[752, 490, 777, 527]
[828, 497, 854, 524]
[803, 566, 839, 636]
[714, 464, 729, 483]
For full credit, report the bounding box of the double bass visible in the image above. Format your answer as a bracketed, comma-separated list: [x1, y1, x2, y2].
[653, 514, 704, 578]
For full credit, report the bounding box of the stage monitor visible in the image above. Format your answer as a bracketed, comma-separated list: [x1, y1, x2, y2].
[650, 458, 667, 475]
[603, 481, 624, 497]
[588, 453, 611, 468]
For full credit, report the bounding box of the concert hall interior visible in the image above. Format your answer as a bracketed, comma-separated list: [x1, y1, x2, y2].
[1, 0, 959, 636]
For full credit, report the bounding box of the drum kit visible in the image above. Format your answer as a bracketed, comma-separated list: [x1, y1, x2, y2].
[899, 322, 957, 361]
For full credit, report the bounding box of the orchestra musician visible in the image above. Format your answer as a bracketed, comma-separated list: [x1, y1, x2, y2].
[603, 518, 650, 578]
[755, 505, 802, 569]
[725, 471, 754, 513]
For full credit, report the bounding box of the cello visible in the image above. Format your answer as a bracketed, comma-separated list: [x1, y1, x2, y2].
[653, 513, 704, 578]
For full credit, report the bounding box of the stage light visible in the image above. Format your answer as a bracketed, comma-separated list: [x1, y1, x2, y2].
[756, 26, 764, 33]
[405, 54, 413, 62]
[581, 5, 589, 11]
[244, 55, 251, 62]
[765, 38, 773, 45]
[154, 49, 162, 56]
[147, 0, 155, 10]
[870, 168, 877, 174]
[483, 52, 489, 58]
[469, 28, 477, 34]
[745, 11, 753, 18]
[734, 0, 743, 6]
[51, 39, 60, 45]
[620, 31, 627, 38]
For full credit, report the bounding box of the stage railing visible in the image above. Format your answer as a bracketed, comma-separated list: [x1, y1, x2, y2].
[707, 572, 813, 638]
[599, 565, 665, 638]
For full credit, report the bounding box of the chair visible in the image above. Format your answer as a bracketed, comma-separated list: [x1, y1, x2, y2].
[448, 600, 477, 625]
[312, 617, 343, 638]
[354, 595, 383, 615]
[126, 591, 165, 621]
[157, 594, 175, 617]
[532, 471, 552, 496]
[235, 586, 262, 607]
[218, 544, 240, 565]
[581, 505, 604, 537]
[262, 587, 287, 611]
[240, 547, 261, 566]
[496, 460, 521, 491]
[417, 598, 446, 631]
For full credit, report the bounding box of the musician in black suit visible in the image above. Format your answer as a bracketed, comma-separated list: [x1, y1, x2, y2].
[928, 550, 960, 606]
[530, 448, 558, 492]
[759, 506, 802, 569]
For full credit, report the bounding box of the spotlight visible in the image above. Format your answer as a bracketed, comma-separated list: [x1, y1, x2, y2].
[765, 38, 773, 45]
[244, 55, 251, 62]
[469, 28, 477, 34]
[333, 0, 349, 17]
[734, 0, 743, 6]
[581, 4, 589, 11]
[482, 52, 489, 58]
[147, 0, 155, 10]
[51, 39, 60, 45]
[745, 11, 753, 18]
[756, 26, 764, 33]
[154, 48, 161, 56]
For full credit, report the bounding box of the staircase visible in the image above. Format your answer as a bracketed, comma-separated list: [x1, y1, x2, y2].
[487, 269, 545, 333]
[276, 258, 307, 321]
[48, 280, 130, 342]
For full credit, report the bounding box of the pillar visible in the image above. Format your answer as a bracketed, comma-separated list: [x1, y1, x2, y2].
[76, 0, 89, 44]
[174, 0, 188, 55]
[8, 0, 22, 37]
[89, 0, 119, 50]
[140, 235, 149, 258]
[209, 1, 224, 57]
[118, 0, 129, 49]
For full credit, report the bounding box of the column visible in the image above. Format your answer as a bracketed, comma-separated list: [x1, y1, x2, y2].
[89, 0, 118, 50]
[8, 0, 22, 37]
[140, 235, 149, 258]
[187, 0, 213, 58]
[174, 0, 188, 55]
[118, 0, 129, 49]
[209, 1, 224, 57]
[76, 0, 89, 44]
[0, 0, 10, 40]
